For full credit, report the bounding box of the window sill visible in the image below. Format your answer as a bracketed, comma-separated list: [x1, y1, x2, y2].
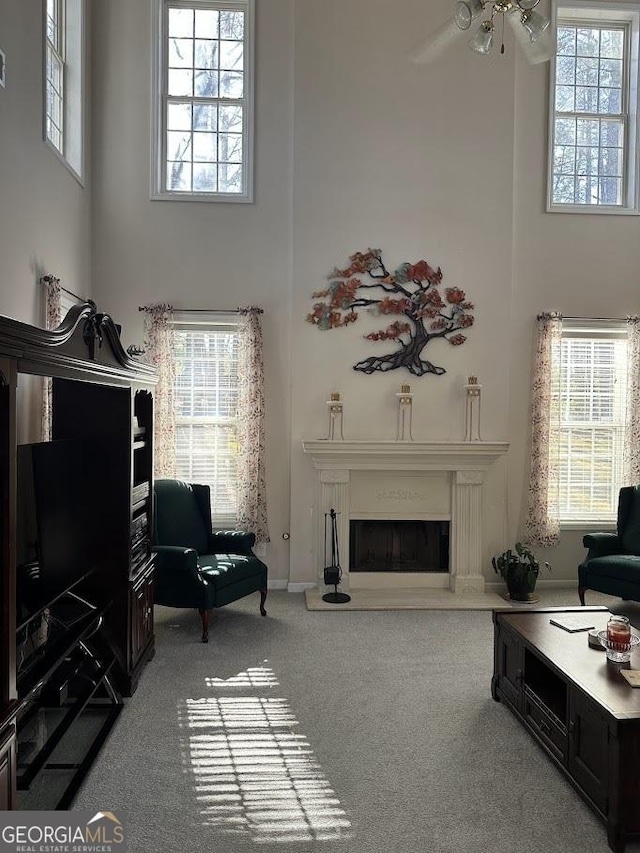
[150, 190, 253, 204]
[546, 203, 640, 216]
[560, 521, 617, 531]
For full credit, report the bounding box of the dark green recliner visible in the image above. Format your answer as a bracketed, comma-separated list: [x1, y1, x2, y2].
[153, 479, 267, 642]
[579, 485, 640, 605]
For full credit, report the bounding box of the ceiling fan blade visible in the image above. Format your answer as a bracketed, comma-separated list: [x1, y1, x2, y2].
[409, 18, 466, 64]
[506, 11, 555, 65]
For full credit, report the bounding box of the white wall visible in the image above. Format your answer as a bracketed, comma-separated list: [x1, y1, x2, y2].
[90, 0, 295, 581]
[288, 0, 513, 585]
[5, 0, 637, 586]
[0, 0, 91, 326]
[509, 46, 640, 580]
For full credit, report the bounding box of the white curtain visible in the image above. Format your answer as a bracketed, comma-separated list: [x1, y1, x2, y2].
[142, 303, 176, 479]
[42, 275, 62, 442]
[237, 307, 270, 543]
[623, 315, 640, 485]
[524, 312, 563, 547]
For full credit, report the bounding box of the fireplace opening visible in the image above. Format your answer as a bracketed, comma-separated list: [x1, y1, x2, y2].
[349, 520, 449, 573]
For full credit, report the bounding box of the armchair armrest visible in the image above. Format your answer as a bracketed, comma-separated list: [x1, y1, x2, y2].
[582, 532, 622, 559]
[154, 545, 199, 573]
[210, 530, 256, 555]
[153, 546, 211, 610]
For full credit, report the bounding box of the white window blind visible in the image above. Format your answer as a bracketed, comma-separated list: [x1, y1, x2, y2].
[173, 320, 239, 524]
[556, 323, 628, 522]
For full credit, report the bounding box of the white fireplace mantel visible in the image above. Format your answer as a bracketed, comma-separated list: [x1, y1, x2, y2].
[302, 440, 509, 594]
[302, 440, 509, 470]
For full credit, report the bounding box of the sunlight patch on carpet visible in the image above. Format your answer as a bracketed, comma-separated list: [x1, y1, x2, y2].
[179, 666, 352, 844]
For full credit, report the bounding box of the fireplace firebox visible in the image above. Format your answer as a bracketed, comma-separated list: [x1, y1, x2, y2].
[349, 520, 449, 573]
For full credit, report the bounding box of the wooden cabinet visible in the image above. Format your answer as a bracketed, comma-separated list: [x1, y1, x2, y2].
[130, 565, 154, 672]
[491, 621, 523, 711]
[568, 691, 610, 814]
[0, 726, 16, 810]
[493, 608, 640, 853]
[0, 302, 157, 809]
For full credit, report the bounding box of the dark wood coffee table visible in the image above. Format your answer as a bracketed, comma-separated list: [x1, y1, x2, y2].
[492, 606, 640, 853]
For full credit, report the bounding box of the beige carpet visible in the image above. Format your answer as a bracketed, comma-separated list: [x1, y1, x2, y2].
[304, 585, 613, 611]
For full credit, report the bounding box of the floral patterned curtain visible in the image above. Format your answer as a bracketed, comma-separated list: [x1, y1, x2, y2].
[237, 307, 270, 543]
[524, 312, 563, 547]
[623, 316, 640, 485]
[142, 303, 176, 478]
[42, 275, 62, 441]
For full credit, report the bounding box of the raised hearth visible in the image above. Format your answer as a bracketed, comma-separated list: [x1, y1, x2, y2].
[302, 441, 509, 594]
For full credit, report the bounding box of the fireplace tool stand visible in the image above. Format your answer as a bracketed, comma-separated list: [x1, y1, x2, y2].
[322, 508, 350, 604]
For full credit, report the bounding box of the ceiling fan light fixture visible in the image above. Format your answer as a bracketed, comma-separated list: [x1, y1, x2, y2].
[469, 20, 494, 54]
[454, 0, 484, 31]
[521, 8, 551, 42]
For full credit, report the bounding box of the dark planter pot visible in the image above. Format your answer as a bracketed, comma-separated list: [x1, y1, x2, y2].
[505, 563, 539, 601]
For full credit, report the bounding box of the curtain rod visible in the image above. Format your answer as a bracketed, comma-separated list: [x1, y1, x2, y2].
[138, 306, 264, 314]
[41, 275, 84, 303]
[563, 315, 630, 322]
[537, 313, 631, 322]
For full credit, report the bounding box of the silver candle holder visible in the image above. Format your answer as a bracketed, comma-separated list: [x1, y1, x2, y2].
[325, 391, 344, 440]
[464, 375, 482, 441]
[396, 384, 413, 441]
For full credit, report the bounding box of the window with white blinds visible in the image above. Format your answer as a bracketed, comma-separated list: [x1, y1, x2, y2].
[555, 322, 628, 523]
[173, 318, 239, 524]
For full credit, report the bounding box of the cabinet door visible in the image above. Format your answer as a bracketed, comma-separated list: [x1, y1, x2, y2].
[568, 690, 609, 814]
[493, 622, 523, 711]
[130, 573, 154, 668]
[0, 725, 16, 810]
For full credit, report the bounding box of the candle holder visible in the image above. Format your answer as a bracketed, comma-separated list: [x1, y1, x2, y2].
[464, 375, 482, 442]
[396, 385, 413, 441]
[325, 392, 344, 440]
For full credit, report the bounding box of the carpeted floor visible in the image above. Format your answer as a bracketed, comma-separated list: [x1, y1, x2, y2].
[75, 589, 640, 853]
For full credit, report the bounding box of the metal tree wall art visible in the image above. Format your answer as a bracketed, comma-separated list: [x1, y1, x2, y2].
[306, 249, 475, 376]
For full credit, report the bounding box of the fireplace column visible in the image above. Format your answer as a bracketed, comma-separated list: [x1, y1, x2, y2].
[318, 469, 350, 592]
[451, 470, 486, 593]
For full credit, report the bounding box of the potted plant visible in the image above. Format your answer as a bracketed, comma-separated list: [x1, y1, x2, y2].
[492, 542, 551, 602]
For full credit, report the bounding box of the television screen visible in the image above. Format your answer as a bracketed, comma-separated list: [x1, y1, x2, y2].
[16, 439, 103, 618]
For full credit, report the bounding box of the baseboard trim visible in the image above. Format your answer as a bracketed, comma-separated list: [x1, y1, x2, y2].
[287, 582, 316, 593]
[268, 580, 288, 590]
[485, 579, 577, 591]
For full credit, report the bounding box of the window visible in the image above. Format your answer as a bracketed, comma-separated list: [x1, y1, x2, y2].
[548, 1, 640, 213]
[44, 0, 85, 181]
[152, 0, 255, 202]
[172, 315, 240, 524]
[554, 321, 628, 523]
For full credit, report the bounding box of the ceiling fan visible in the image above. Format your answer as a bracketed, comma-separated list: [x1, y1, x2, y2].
[410, 0, 555, 65]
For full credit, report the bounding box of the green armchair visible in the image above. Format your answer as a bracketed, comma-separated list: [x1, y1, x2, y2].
[153, 479, 268, 642]
[579, 485, 640, 605]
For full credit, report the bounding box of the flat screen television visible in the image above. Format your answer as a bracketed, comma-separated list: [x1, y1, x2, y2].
[16, 439, 104, 626]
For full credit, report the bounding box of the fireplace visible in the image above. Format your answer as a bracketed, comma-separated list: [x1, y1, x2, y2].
[302, 440, 509, 593]
[349, 520, 449, 572]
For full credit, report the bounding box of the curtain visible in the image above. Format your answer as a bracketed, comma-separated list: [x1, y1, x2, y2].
[524, 312, 563, 548]
[42, 275, 62, 442]
[237, 306, 270, 543]
[142, 303, 176, 479]
[623, 315, 640, 485]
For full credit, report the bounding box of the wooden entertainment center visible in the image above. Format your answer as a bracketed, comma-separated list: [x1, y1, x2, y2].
[0, 301, 156, 810]
[493, 606, 640, 853]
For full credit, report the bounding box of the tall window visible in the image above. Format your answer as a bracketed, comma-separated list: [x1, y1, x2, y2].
[44, 0, 85, 181]
[152, 0, 255, 202]
[555, 321, 628, 522]
[548, 2, 640, 213]
[173, 317, 240, 524]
